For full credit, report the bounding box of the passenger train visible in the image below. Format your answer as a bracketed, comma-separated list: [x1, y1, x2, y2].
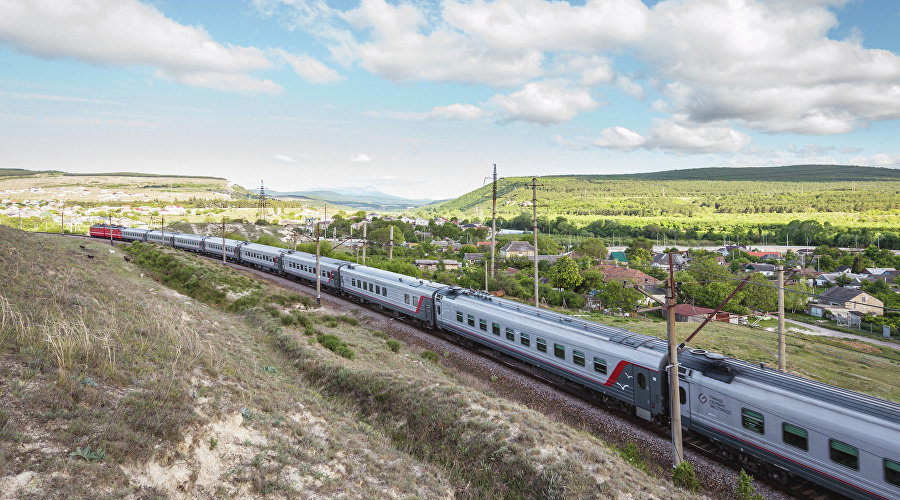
[91, 224, 900, 499]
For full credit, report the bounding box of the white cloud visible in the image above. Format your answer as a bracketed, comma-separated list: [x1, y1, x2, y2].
[429, 103, 484, 121]
[489, 80, 598, 125]
[848, 153, 900, 167]
[0, 91, 121, 105]
[593, 126, 647, 150]
[0, 0, 280, 93]
[350, 153, 372, 163]
[275, 49, 344, 83]
[275, 154, 297, 163]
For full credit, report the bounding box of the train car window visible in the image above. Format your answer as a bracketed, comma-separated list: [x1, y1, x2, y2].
[382, 288, 387, 297]
[594, 358, 607, 374]
[679, 386, 686, 405]
[404, 294, 410, 304]
[637, 373, 646, 389]
[554, 343, 565, 359]
[782, 423, 808, 451]
[573, 351, 585, 367]
[829, 440, 859, 470]
[537, 339, 547, 352]
[506, 329, 515, 341]
[375, 285, 381, 294]
[885, 459, 900, 487]
[492, 323, 500, 335]
[741, 409, 765, 434]
[457, 311, 463, 322]
[479, 319, 487, 331]
[520, 333, 530, 346]
[467, 315, 475, 327]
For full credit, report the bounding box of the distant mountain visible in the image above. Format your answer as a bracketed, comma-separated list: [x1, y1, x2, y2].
[271, 186, 437, 211]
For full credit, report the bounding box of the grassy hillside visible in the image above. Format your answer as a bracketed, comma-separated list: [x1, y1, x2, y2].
[426, 165, 900, 231]
[0, 227, 706, 498]
[0, 169, 241, 202]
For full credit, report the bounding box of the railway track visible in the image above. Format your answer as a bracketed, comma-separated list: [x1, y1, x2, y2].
[65, 233, 847, 499]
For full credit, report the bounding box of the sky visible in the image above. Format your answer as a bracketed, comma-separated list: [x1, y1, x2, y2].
[1, 0, 899, 200]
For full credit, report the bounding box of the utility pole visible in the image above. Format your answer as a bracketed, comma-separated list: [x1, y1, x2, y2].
[491, 163, 497, 278]
[777, 265, 785, 371]
[161, 215, 165, 246]
[60, 202, 64, 234]
[315, 223, 321, 306]
[485, 257, 489, 292]
[362, 222, 367, 265]
[532, 177, 540, 308]
[389, 225, 394, 261]
[666, 252, 684, 466]
[222, 217, 227, 265]
[109, 215, 113, 246]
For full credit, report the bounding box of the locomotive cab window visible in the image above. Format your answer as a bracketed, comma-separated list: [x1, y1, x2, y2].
[554, 343, 565, 359]
[594, 358, 607, 374]
[506, 328, 515, 341]
[885, 459, 900, 487]
[537, 339, 547, 353]
[679, 386, 686, 405]
[492, 323, 500, 335]
[404, 294, 410, 304]
[782, 423, 808, 451]
[829, 440, 858, 470]
[637, 373, 646, 389]
[520, 333, 530, 346]
[741, 409, 765, 434]
[479, 319, 487, 331]
[573, 350, 585, 367]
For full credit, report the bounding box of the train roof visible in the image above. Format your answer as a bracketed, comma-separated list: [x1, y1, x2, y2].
[200, 235, 243, 246]
[442, 288, 670, 356]
[240, 242, 283, 254]
[343, 263, 448, 292]
[680, 350, 900, 425]
[281, 251, 347, 267]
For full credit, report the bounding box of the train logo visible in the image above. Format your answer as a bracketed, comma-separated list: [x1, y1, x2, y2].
[698, 393, 707, 405]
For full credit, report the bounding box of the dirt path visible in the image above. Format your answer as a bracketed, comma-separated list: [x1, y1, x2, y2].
[788, 318, 898, 350]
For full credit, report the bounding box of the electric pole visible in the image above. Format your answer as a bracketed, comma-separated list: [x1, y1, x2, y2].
[778, 265, 785, 371]
[389, 225, 394, 261]
[531, 177, 541, 308]
[491, 163, 497, 278]
[109, 215, 113, 246]
[222, 218, 227, 265]
[666, 252, 684, 466]
[315, 223, 321, 306]
[362, 222, 367, 265]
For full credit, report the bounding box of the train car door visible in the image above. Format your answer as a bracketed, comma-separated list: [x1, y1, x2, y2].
[679, 381, 692, 429]
[634, 366, 652, 420]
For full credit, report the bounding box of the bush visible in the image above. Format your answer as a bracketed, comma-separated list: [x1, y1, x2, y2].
[420, 350, 440, 363]
[386, 339, 401, 353]
[316, 334, 354, 359]
[736, 469, 764, 500]
[371, 331, 388, 339]
[672, 461, 699, 491]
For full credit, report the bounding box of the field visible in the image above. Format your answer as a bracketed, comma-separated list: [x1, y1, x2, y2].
[0, 227, 706, 498]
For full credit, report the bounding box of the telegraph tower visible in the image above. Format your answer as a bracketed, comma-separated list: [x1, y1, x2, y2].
[256, 179, 270, 221]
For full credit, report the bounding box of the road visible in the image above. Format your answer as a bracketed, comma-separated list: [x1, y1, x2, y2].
[786, 318, 898, 350]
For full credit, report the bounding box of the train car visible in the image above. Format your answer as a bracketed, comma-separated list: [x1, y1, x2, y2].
[281, 251, 346, 290]
[340, 264, 446, 326]
[681, 351, 900, 500]
[172, 233, 204, 253]
[201, 236, 242, 260]
[145, 230, 174, 246]
[435, 288, 671, 420]
[89, 224, 124, 240]
[121, 227, 149, 242]
[238, 243, 283, 272]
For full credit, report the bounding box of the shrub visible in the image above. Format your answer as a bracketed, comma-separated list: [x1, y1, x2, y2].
[386, 339, 401, 353]
[420, 350, 440, 363]
[317, 334, 354, 359]
[672, 461, 700, 491]
[371, 331, 388, 339]
[736, 469, 764, 500]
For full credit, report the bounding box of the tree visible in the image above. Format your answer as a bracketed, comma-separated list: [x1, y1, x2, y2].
[741, 273, 777, 313]
[578, 269, 604, 294]
[577, 237, 608, 261]
[627, 236, 653, 254]
[549, 256, 583, 291]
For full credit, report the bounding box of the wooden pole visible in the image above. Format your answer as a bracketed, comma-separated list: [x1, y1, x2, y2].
[315, 223, 321, 306]
[222, 218, 227, 265]
[109, 214, 113, 246]
[389, 225, 394, 261]
[362, 222, 367, 265]
[491, 163, 497, 278]
[778, 265, 785, 371]
[667, 252, 684, 466]
[532, 177, 539, 308]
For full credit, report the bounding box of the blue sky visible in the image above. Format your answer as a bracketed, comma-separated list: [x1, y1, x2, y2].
[1, 0, 899, 199]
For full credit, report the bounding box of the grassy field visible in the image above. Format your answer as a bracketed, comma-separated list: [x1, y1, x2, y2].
[581, 314, 900, 402]
[0, 227, 707, 498]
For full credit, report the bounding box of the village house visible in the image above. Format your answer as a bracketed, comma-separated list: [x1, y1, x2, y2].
[813, 287, 884, 316]
[414, 259, 460, 271]
[664, 304, 740, 323]
[743, 263, 777, 277]
[651, 253, 686, 270]
[595, 264, 661, 286]
[499, 241, 535, 258]
[747, 251, 781, 261]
